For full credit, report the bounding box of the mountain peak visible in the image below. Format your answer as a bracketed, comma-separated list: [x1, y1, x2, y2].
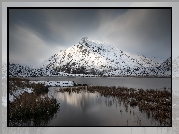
[37, 38, 171, 77]
[79, 37, 111, 49]
[9, 38, 172, 77]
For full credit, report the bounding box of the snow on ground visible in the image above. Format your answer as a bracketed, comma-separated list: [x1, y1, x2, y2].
[9, 87, 34, 103]
[29, 81, 74, 87]
[7, 81, 74, 105]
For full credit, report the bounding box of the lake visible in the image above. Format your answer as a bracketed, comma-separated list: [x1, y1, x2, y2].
[25, 77, 171, 90]
[46, 86, 170, 126]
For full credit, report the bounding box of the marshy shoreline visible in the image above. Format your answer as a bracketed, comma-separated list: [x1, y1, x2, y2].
[8, 77, 171, 126]
[8, 78, 60, 126]
[58, 85, 171, 126]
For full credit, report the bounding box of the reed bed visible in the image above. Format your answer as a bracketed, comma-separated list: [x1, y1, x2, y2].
[9, 92, 60, 118]
[9, 77, 49, 95]
[9, 78, 60, 126]
[60, 86, 171, 126]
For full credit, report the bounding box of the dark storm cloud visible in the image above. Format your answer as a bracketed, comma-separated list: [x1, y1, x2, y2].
[9, 9, 65, 45]
[9, 8, 171, 66]
[93, 9, 171, 58]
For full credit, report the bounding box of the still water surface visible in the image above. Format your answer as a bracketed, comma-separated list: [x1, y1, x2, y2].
[26, 77, 171, 90]
[47, 87, 165, 126]
[21, 77, 171, 126]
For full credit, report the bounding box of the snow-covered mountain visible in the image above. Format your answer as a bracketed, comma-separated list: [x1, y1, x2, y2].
[9, 63, 58, 77]
[172, 56, 179, 78]
[40, 38, 170, 77]
[9, 38, 171, 77]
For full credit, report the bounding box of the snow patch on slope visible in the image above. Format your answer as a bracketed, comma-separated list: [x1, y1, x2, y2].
[9, 38, 171, 77]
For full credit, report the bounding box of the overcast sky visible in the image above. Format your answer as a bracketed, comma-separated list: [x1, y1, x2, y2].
[9, 8, 171, 66]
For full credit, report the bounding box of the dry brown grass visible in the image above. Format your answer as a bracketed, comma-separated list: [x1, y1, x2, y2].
[9, 77, 48, 95]
[9, 78, 60, 126]
[9, 92, 60, 119]
[60, 86, 171, 126]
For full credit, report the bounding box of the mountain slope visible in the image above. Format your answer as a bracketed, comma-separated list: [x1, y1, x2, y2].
[41, 38, 169, 77]
[9, 63, 57, 77]
[9, 38, 171, 77]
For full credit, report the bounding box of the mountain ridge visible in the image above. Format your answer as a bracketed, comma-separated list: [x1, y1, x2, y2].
[9, 38, 171, 77]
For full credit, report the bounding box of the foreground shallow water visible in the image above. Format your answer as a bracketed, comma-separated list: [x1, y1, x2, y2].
[45, 86, 170, 126]
[9, 77, 171, 126]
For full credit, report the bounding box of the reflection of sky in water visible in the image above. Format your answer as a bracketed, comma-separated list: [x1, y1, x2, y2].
[47, 87, 166, 126]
